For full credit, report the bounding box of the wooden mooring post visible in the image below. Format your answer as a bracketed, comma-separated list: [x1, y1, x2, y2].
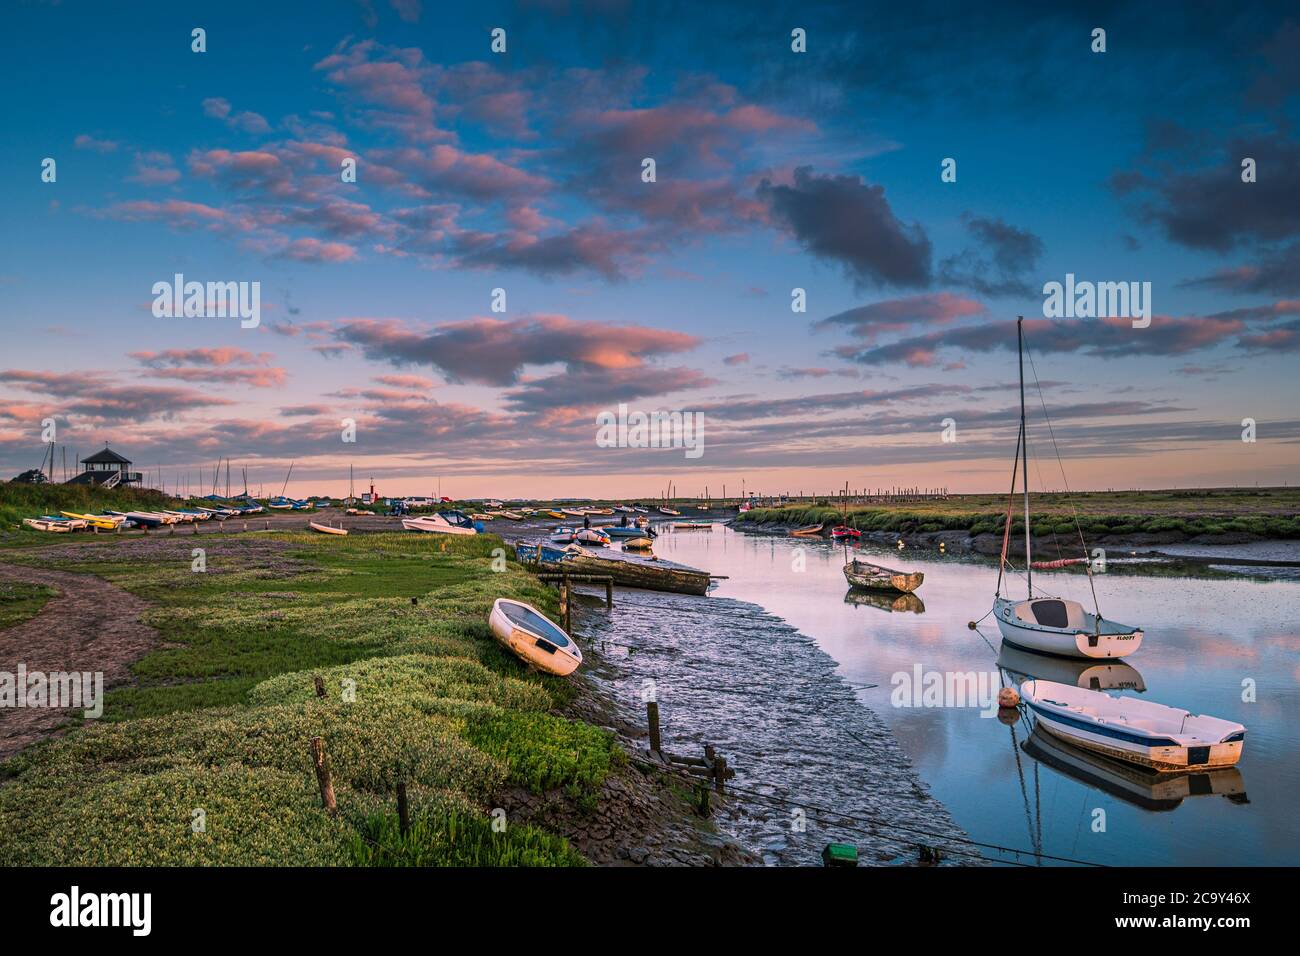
[310, 737, 337, 815]
[646, 700, 661, 754]
[396, 782, 410, 836]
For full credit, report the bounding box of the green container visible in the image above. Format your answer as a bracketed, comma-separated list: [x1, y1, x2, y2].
[821, 843, 858, 867]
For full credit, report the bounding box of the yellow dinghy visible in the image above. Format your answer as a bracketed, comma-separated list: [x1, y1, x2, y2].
[61, 511, 119, 530]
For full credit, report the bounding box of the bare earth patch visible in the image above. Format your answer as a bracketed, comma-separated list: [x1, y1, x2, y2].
[0, 563, 159, 760]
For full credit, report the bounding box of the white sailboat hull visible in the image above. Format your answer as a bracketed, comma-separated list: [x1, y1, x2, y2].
[995, 597, 1142, 660]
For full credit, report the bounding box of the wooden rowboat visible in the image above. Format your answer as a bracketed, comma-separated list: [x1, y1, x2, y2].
[843, 558, 924, 593]
[791, 523, 824, 537]
[488, 598, 582, 676]
[309, 521, 347, 535]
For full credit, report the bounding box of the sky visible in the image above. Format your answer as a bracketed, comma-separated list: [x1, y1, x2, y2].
[1, 0, 1298, 499]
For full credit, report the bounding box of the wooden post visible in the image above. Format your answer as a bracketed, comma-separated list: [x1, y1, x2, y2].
[313, 675, 326, 698]
[310, 737, 337, 815]
[396, 782, 410, 836]
[714, 755, 728, 793]
[605, 578, 613, 607]
[647, 700, 661, 754]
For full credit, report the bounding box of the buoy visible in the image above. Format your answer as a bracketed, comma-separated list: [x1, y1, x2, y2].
[998, 687, 1020, 708]
[896, 539, 904, 550]
[967, 620, 977, 629]
[939, 541, 946, 553]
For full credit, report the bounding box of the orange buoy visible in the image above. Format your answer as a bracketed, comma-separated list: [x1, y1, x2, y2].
[998, 687, 1020, 708]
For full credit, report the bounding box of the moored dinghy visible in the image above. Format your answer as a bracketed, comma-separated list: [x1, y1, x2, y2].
[1021, 679, 1246, 772]
[843, 558, 923, 593]
[488, 598, 583, 676]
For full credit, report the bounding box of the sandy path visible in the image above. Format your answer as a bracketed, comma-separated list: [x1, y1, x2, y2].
[0, 562, 158, 760]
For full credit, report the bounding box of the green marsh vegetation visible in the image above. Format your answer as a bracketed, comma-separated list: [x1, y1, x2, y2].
[0, 532, 614, 866]
[734, 487, 1300, 540]
[0, 580, 55, 628]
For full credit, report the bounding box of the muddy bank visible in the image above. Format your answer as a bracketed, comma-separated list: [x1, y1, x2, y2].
[568, 585, 980, 866]
[0, 562, 159, 759]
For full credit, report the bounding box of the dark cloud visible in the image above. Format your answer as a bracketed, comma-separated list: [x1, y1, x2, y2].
[938, 215, 1045, 298]
[757, 167, 932, 289]
[1179, 240, 1300, 295]
[815, 293, 985, 342]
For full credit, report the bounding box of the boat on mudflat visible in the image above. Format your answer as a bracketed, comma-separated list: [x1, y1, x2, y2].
[791, 523, 824, 537]
[574, 528, 611, 545]
[309, 521, 347, 535]
[519, 547, 710, 595]
[1020, 679, 1246, 773]
[515, 542, 573, 564]
[488, 598, 582, 676]
[402, 514, 477, 535]
[842, 558, 923, 593]
[830, 525, 861, 540]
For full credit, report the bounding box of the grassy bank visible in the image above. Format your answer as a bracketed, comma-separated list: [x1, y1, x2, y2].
[733, 488, 1300, 540]
[0, 531, 614, 865]
[0, 480, 181, 530]
[0, 581, 55, 628]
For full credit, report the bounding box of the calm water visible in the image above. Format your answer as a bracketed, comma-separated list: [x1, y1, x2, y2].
[638, 523, 1300, 866]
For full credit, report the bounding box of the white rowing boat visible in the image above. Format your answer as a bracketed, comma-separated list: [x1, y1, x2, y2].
[488, 598, 583, 676]
[309, 521, 347, 536]
[1021, 679, 1246, 772]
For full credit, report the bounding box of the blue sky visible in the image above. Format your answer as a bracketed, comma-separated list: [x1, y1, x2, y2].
[1, 0, 1297, 498]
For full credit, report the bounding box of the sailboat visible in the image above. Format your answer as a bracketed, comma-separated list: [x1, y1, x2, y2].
[992, 318, 1143, 660]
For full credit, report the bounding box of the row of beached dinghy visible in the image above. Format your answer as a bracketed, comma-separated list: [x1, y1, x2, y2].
[20, 503, 267, 533]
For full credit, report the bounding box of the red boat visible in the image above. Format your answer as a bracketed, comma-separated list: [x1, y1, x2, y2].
[830, 525, 861, 540]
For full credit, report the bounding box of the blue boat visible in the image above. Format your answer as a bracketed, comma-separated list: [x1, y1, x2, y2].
[516, 542, 572, 564]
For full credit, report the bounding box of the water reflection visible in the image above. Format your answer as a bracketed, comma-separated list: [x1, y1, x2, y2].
[843, 589, 927, 614]
[645, 524, 1298, 865]
[1022, 726, 1250, 813]
[996, 642, 1146, 692]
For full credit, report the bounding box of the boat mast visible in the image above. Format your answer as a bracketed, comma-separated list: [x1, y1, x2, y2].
[1018, 316, 1032, 596]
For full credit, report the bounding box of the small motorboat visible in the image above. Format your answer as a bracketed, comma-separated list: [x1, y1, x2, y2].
[613, 505, 636, 513]
[488, 598, 583, 676]
[402, 514, 477, 535]
[551, 527, 579, 543]
[61, 511, 120, 530]
[575, 528, 611, 545]
[632, 506, 649, 514]
[470, 512, 494, 521]
[658, 507, 681, 516]
[544, 510, 566, 520]
[791, 523, 824, 537]
[561, 508, 588, 518]
[42, 514, 86, 529]
[842, 559, 923, 593]
[673, 522, 712, 530]
[623, 537, 654, 550]
[497, 511, 523, 520]
[1020, 679, 1246, 773]
[309, 521, 347, 535]
[830, 525, 861, 540]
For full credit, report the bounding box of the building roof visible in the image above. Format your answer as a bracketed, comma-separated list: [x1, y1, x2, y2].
[82, 447, 132, 465]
